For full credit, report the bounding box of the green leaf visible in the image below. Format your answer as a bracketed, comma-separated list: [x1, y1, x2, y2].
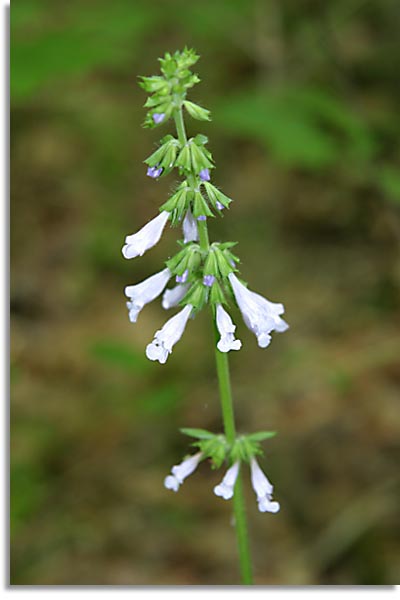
[180, 428, 216, 440]
[246, 431, 277, 442]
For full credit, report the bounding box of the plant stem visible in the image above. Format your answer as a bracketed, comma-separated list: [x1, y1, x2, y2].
[213, 321, 253, 585]
[174, 107, 253, 584]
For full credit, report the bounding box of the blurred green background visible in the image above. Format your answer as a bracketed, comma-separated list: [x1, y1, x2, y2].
[10, 0, 400, 585]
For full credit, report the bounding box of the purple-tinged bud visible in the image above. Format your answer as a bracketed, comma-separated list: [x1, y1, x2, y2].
[152, 113, 165, 124]
[216, 201, 225, 210]
[197, 215, 207, 221]
[147, 165, 163, 178]
[176, 269, 189, 284]
[203, 274, 215, 287]
[199, 168, 210, 181]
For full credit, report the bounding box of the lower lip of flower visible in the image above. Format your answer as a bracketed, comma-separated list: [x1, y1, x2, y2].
[152, 113, 165, 124]
[203, 275, 215, 287]
[197, 215, 207, 221]
[199, 168, 210, 181]
[176, 270, 189, 284]
[147, 166, 163, 178]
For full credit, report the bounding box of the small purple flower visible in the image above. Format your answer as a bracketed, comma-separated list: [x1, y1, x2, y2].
[147, 165, 163, 178]
[199, 168, 210, 181]
[152, 113, 165, 124]
[197, 215, 207, 222]
[176, 269, 189, 284]
[203, 274, 215, 287]
[216, 201, 225, 211]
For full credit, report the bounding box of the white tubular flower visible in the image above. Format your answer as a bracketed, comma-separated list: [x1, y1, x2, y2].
[162, 283, 190, 310]
[122, 211, 170, 259]
[164, 452, 203, 492]
[228, 273, 288, 348]
[124, 268, 171, 323]
[250, 457, 280, 514]
[146, 304, 193, 364]
[214, 461, 240, 500]
[216, 304, 242, 353]
[182, 208, 199, 243]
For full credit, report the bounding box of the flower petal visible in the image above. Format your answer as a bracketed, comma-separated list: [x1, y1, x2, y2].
[122, 211, 170, 259]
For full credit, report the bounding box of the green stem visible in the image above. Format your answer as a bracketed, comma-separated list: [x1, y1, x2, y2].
[174, 106, 253, 585]
[214, 321, 253, 585]
[174, 107, 188, 145]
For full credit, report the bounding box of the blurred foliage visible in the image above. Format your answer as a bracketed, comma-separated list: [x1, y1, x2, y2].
[215, 85, 376, 168]
[11, 0, 160, 99]
[11, 0, 400, 586]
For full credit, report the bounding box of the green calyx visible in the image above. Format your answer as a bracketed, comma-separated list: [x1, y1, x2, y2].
[165, 242, 201, 275]
[203, 181, 232, 210]
[180, 428, 228, 469]
[193, 189, 214, 219]
[180, 428, 277, 468]
[175, 138, 214, 175]
[145, 135, 180, 175]
[207, 243, 240, 278]
[164, 241, 241, 310]
[183, 100, 211, 121]
[160, 182, 192, 223]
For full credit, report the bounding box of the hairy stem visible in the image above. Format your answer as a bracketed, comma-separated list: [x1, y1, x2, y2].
[174, 107, 253, 584]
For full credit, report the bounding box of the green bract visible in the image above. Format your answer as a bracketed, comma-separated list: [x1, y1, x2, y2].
[183, 100, 211, 121]
[179, 428, 277, 469]
[140, 48, 201, 128]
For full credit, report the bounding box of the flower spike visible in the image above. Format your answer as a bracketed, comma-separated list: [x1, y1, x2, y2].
[123, 50, 288, 573]
[122, 211, 170, 259]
